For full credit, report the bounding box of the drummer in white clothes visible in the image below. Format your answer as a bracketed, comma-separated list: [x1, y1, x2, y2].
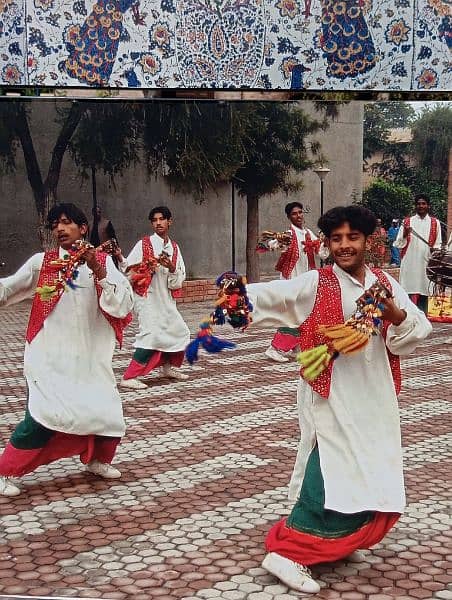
[119, 206, 190, 390]
[394, 194, 442, 314]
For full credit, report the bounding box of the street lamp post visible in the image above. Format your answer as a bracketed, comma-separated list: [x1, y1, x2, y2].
[313, 166, 331, 217]
[313, 166, 331, 266]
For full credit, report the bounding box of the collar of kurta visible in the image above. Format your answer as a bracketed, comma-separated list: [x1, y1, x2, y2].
[26, 250, 131, 347]
[299, 266, 401, 399]
[400, 215, 438, 259]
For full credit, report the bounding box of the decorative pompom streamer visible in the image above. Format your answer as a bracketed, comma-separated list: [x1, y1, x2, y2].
[256, 230, 293, 253]
[35, 239, 116, 301]
[297, 280, 392, 381]
[185, 322, 236, 365]
[126, 260, 157, 297]
[185, 272, 253, 364]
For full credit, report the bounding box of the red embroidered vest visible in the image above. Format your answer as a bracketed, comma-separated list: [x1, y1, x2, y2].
[275, 227, 317, 279]
[26, 250, 132, 347]
[142, 236, 183, 299]
[400, 216, 438, 259]
[299, 267, 401, 399]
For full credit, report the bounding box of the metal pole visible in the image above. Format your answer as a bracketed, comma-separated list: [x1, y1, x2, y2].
[231, 180, 236, 272]
[320, 179, 324, 217]
[320, 179, 324, 266]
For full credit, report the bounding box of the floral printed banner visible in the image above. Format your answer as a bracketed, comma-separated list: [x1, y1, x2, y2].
[0, 0, 26, 85]
[1, 0, 451, 89]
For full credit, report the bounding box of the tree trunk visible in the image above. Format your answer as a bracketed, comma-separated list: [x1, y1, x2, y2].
[13, 100, 85, 249]
[246, 194, 260, 282]
[38, 188, 59, 249]
[447, 146, 452, 243]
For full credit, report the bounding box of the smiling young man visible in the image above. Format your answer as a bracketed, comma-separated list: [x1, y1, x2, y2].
[394, 194, 442, 314]
[246, 205, 432, 593]
[119, 206, 190, 389]
[0, 203, 133, 496]
[265, 201, 328, 363]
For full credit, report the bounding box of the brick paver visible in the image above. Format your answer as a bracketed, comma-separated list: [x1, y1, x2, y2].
[0, 300, 450, 600]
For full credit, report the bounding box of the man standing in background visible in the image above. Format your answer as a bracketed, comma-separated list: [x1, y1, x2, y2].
[265, 202, 328, 363]
[394, 195, 442, 314]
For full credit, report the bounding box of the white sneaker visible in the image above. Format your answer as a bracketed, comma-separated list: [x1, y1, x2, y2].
[0, 476, 21, 496]
[162, 365, 189, 381]
[265, 346, 289, 363]
[119, 377, 147, 390]
[86, 460, 121, 479]
[262, 552, 320, 594]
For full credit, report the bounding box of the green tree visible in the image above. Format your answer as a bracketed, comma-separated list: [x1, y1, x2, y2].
[363, 101, 416, 163]
[142, 101, 248, 198]
[358, 179, 412, 228]
[0, 100, 86, 247]
[411, 104, 452, 185]
[69, 102, 141, 222]
[142, 101, 330, 282]
[233, 102, 327, 282]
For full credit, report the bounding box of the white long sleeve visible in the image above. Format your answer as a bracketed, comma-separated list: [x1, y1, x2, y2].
[247, 271, 318, 330]
[0, 254, 44, 306]
[98, 255, 134, 318]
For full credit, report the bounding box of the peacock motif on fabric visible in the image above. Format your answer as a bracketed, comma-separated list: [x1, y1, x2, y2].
[427, 0, 451, 49]
[63, 0, 145, 86]
[175, 0, 266, 87]
[319, 0, 377, 79]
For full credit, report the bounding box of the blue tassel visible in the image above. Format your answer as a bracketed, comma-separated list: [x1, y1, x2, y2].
[185, 333, 236, 365]
[185, 338, 202, 365]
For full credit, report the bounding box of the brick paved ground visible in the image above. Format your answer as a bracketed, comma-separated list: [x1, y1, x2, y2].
[0, 299, 451, 600]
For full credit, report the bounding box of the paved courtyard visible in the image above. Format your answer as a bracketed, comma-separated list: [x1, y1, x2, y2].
[0, 299, 451, 600]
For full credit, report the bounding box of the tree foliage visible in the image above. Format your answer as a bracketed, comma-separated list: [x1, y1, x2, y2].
[359, 179, 412, 228]
[411, 105, 452, 185]
[142, 101, 249, 199]
[142, 101, 329, 280]
[69, 102, 141, 181]
[0, 99, 336, 277]
[362, 102, 450, 227]
[363, 101, 416, 162]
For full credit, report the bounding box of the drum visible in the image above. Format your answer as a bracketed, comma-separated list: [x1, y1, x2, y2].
[426, 249, 452, 289]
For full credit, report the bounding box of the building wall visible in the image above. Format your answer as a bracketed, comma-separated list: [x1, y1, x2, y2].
[0, 100, 364, 278]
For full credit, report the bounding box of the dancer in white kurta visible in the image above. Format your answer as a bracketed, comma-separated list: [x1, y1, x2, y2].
[249, 206, 431, 594]
[394, 195, 442, 314]
[0, 203, 133, 497]
[265, 202, 328, 363]
[119, 206, 190, 390]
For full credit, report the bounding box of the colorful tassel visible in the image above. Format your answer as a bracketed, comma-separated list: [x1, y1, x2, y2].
[185, 272, 253, 364]
[297, 280, 392, 381]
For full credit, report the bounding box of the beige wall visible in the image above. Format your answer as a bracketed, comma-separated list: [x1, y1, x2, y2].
[0, 100, 363, 278]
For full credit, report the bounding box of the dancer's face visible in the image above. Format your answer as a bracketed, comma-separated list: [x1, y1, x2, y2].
[51, 213, 88, 250]
[150, 212, 171, 238]
[326, 222, 368, 276]
[288, 206, 304, 228]
[415, 198, 429, 218]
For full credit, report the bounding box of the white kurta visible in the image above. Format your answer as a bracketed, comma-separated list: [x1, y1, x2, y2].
[122, 234, 190, 351]
[248, 265, 432, 514]
[285, 226, 329, 279]
[0, 251, 133, 437]
[394, 214, 442, 296]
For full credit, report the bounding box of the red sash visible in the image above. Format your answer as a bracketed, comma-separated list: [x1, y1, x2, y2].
[141, 237, 183, 299]
[275, 227, 318, 279]
[400, 216, 438, 259]
[26, 250, 132, 347]
[299, 267, 401, 399]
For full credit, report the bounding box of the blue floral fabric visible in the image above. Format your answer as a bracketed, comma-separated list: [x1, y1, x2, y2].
[0, 0, 450, 89]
